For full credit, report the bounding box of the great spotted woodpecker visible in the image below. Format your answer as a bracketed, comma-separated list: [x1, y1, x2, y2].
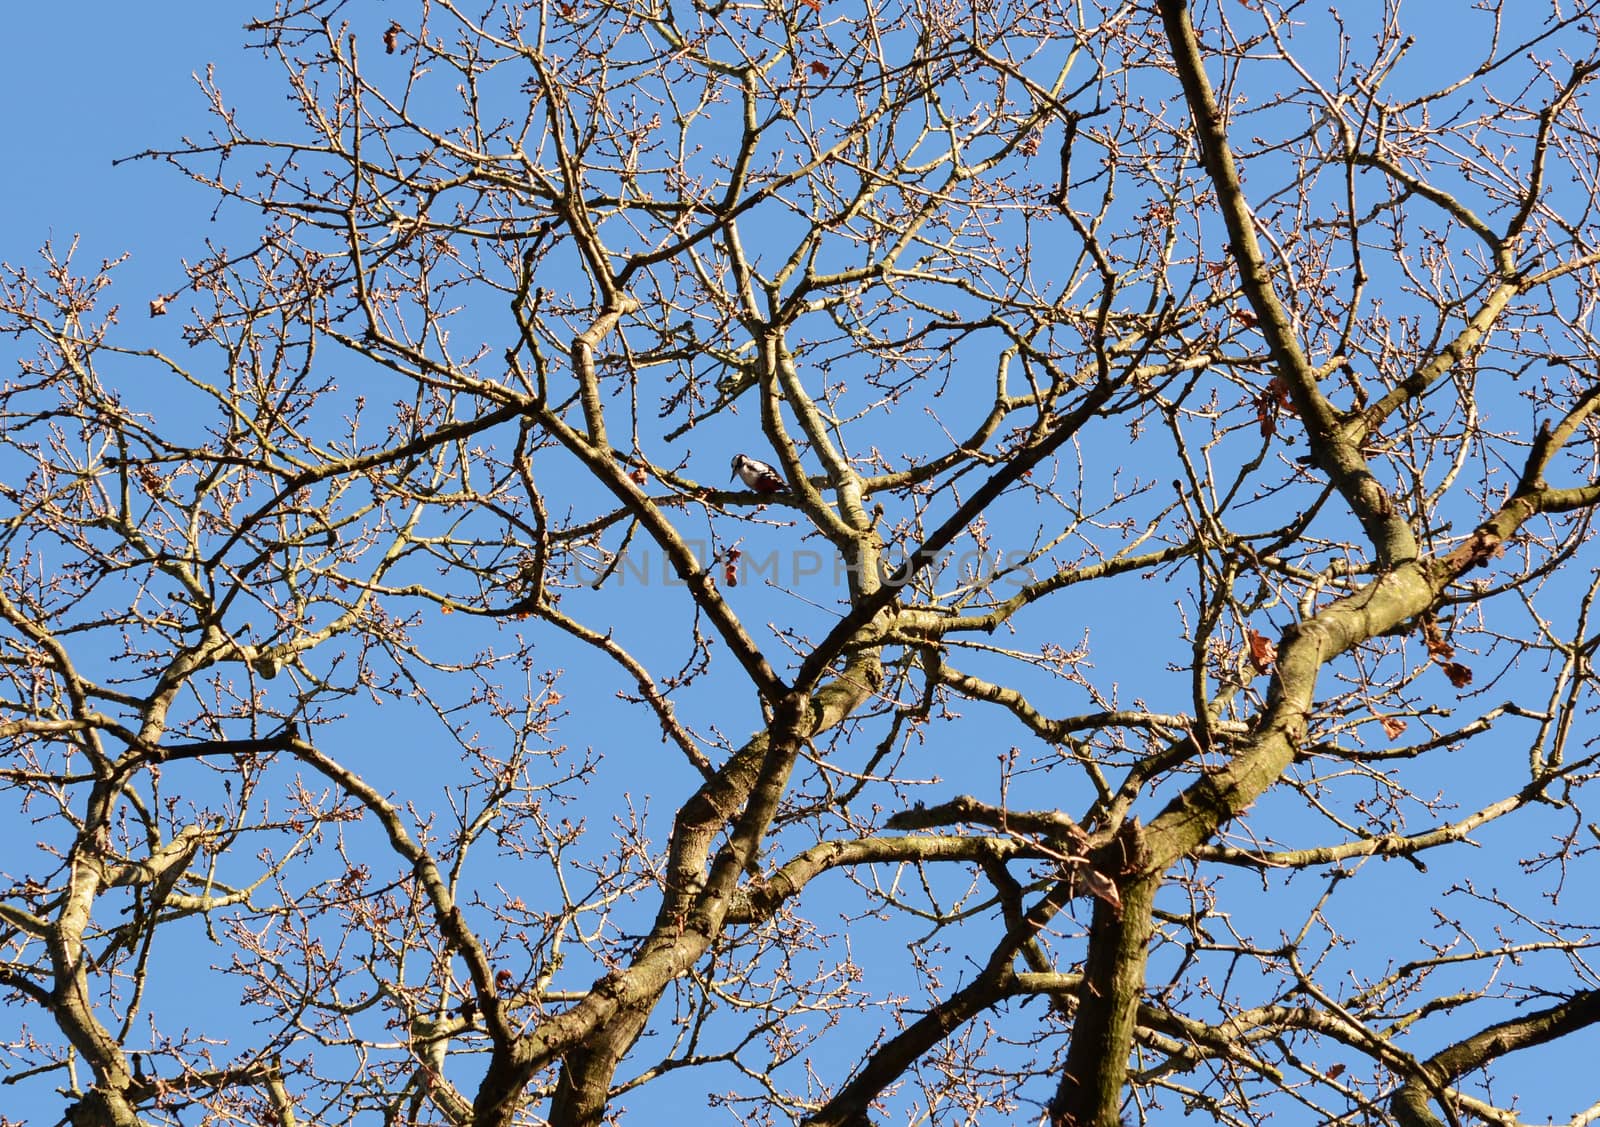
[730, 453, 786, 494]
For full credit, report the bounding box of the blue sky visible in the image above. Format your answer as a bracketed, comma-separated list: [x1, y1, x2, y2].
[4, 6, 246, 278]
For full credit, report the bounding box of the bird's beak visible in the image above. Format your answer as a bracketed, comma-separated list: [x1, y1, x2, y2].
[730, 468, 738, 480]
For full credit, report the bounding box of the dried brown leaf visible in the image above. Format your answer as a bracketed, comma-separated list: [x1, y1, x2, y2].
[1253, 390, 1277, 438]
[1247, 629, 1277, 673]
[1077, 866, 1122, 914]
[1421, 616, 1454, 660]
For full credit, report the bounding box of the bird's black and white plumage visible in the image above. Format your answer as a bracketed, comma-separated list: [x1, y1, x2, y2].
[730, 453, 785, 494]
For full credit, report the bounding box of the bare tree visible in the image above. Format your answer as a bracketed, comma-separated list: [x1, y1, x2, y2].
[6, 1, 1600, 1125]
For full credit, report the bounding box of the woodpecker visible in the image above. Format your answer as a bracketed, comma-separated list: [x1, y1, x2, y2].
[730, 453, 786, 494]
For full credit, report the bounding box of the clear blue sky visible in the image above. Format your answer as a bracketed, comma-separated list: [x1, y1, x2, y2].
[3, 6, 249, 280]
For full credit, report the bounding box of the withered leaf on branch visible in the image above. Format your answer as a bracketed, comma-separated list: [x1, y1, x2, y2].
[1253, 391, 1277, 437]
[384, 21, 404, 53]
[1440, 661, 1473, 689]
[1073, 865, 1122, 915]
[1421, 616, 1454, 660]
[1247, 629, 1277, 673]
[1269, 376, 1298, 415]
[1254, 378, 1296, 437]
